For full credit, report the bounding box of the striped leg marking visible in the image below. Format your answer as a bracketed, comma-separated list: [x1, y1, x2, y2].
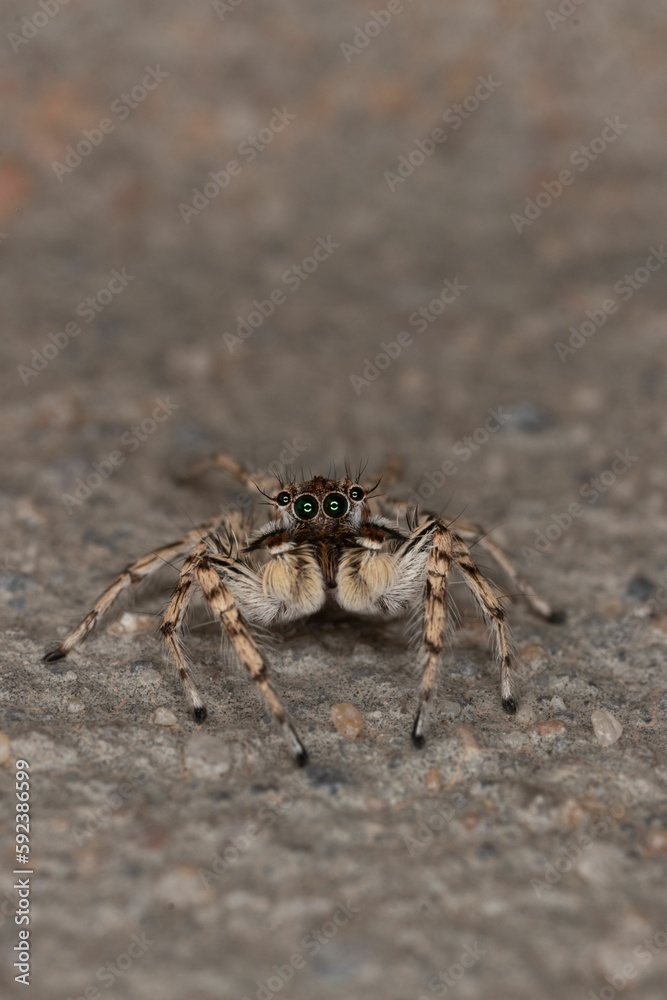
[412, 523, 453, 747]
[195, 558, 308, 766]
[457, 521, 564, 623]
[42, 514, 229, 662]
[160, 541, 208, 722]
[449, 535, 516, 713]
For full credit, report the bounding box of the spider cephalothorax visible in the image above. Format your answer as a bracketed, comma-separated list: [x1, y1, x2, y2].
[248, 475, 405, 600]
[44, 453, 562, 766]
[273, 474, 367, 529]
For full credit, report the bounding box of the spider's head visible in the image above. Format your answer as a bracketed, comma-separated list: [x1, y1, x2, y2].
[270, 476, 368, 533]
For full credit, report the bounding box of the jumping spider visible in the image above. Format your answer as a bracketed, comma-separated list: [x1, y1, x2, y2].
[44, 453, 563, 765]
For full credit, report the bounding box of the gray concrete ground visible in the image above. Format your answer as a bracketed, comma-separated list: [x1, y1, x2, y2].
[1, 1, 667, 998]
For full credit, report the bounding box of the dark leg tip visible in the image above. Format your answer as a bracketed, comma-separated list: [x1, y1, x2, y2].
[411, 727, 426, 749]
[502, 697, 518, 715]
[193, 705, 207, 724]
[547, 609, 567, 625]
[43, 648, 66, 663]
[295, 747, 309, 768]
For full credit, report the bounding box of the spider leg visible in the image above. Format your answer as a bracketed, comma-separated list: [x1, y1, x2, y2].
[448, 530, 517, 713]
[406, 515, 518, 745]
[377, 499, 562, 623]
[411, 521, 454, 747]
[456, 520, 564, 623]
[178, 450, 278, 494]
[194, 553, 308, 765]
[42, 513, 232, 662]
[159, 539, 209, 721]
[159, 533, 309, 761]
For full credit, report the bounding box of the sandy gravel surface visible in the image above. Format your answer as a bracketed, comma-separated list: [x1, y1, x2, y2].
[1, 2, 667, 998]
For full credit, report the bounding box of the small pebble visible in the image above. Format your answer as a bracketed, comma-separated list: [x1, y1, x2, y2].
[424, 767, 442, 793]
[108, 612, 154, 635]
[591, 709, 623, 747]
[645, 829, 667, 854]
[560, 796, 591, 829]
[505, 731, 527, 750]
[533, 720, 566, 738]
[0, 732, 11, 765]
[153, 707, 178, 727]
[516, 705, 537, 724]
[67, 701, 85, 714]
[330, 702, 363, 738]
[516, 643, 548, 672]
[155, 865, 213, 907]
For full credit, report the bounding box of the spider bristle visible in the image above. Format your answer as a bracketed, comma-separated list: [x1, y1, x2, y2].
[251, 480, 274, 502]
[357, 457, 369, 482]
[184, 617, 218, 632]
[466, 520, 507, 548]
[444, 502, 470, 530]
[439, 490, 457, 519]
[363, 476, 383, 499]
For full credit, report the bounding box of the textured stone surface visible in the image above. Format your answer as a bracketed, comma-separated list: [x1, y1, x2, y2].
[1, 2, 667, 999]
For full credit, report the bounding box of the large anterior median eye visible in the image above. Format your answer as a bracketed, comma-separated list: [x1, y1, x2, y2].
[323, 493, 349, 518]
[294, 494, 318, 520]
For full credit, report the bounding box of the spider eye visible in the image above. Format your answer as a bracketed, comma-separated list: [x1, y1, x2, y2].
[323, 493, 349, 518]
[276, 491, 291, 507]
[349, 486, 365, 502]
[294, 494, 318, 520]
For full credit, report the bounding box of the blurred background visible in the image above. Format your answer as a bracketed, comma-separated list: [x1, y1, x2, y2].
[2, 2, 667, 999]
[3, 0, 666, 493]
